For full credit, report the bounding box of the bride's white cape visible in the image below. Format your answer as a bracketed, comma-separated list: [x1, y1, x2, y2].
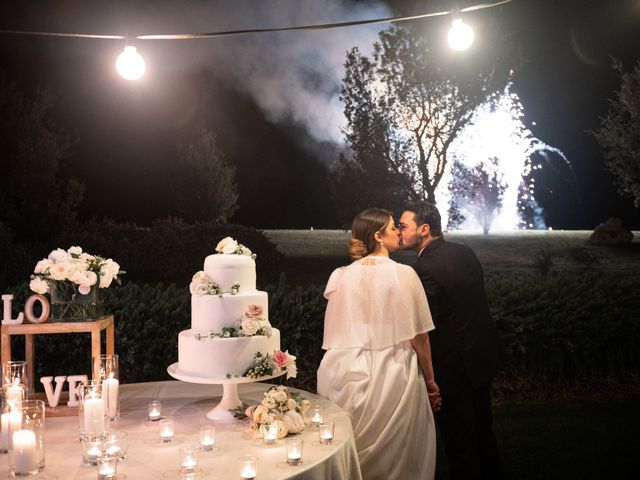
[317, 256, 436, 480]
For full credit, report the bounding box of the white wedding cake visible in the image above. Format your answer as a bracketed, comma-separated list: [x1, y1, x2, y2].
[177, 237, 285, 379]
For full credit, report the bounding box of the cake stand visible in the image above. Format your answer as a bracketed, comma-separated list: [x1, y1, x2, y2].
[167, 363, 285, 421]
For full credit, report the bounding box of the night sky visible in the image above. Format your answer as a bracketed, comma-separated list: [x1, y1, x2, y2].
[0, 0, 638, 229]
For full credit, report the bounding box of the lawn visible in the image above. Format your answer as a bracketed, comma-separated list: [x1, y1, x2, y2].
[264, 229, 640, 479]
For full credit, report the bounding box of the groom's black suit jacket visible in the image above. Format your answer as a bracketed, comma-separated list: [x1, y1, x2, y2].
[414, 237, 506, 399]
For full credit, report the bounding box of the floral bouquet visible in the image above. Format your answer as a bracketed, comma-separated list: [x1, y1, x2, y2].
[239, 350, 297, 380]
[216, 237, 256, 258]
[29, 246, 124, 320]
[232, 385, 311, 440]
[194, 304, 273, 340]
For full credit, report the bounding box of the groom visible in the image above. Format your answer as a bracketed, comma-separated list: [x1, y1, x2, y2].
[399, 203, 506, 480]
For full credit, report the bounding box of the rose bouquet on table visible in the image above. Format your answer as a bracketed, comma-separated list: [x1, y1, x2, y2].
[28, 246, 124, 319]
[232, 385, 311, 439]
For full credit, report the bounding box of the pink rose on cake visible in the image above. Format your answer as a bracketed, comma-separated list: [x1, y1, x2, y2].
[273, 350, 297, 379]
[247, 304, 263, 317]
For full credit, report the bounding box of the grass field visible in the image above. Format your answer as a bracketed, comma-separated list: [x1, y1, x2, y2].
[264, 229, 640, 479]
[264, 229, 640, 285]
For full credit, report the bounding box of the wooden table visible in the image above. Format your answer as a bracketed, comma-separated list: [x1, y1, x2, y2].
[0, 315, 114, 392]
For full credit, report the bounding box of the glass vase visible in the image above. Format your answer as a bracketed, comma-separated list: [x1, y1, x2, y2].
[49, 282, 104, 322]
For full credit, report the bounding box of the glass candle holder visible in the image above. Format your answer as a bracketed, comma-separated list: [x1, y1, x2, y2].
[179, 445, 200, 473]
[81, 437, 104, 466]
[310, 405, 323, 427]
[94, 354, 119, 421]
[285, 437, 303, 466]
[239, 454, 258, 479]
[199, 425, 215, 451]
[318, 421, 334, 445]
[148, 400, 161, 421]
[2, 360, 27, 389]
[262, 423, 278, 445]
[96, 452, 118, 480]
[8, 399, 45, 476]
[0, 392, 22, 453]
[159, 418, 174, 443]
[78, 381, 107, 440]
[104, 430, 127, 460]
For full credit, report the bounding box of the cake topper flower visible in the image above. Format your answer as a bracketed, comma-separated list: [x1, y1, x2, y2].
[215, 237, 256, 258]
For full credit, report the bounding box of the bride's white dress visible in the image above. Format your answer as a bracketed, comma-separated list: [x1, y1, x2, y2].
[317, 256, 436, 480]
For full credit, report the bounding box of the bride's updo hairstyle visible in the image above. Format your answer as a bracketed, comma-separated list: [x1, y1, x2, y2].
[348, 208, 393, 260]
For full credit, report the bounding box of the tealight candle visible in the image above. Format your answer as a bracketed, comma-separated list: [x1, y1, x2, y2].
[148, 400, 161, 421]
[310, 405, 323, 427]
[159, 418, 174, 443]
[239, 454, 258, 479]
[11, 429, 37, 474]
[199, 425, 215, 451]
[180, 445, 199, 473]
[262, 423, 277, 445]
[104, 431, 127, 460]
[81, 438, 102, 466]
[96, 453, 118, 480]
[319, 421, 334, 445]
[285, 438, 303, 466]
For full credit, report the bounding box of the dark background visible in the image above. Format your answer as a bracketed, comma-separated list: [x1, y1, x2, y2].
[0, 0, 638, 229]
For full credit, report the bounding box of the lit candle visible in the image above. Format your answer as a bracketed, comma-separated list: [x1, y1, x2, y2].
[311, 407, 323, 427]
[98, 465, 116, 480]
[11, 429, 37, 474]
[102, 375, 119, 419]
[320, 432, 333, 444]
[5, 381, 24, 408]
[159, 419, 173, 442]
[83, 397, 105, 436]
[86, 444, 101, 464]
[262, 423, 277, 445]
[199, 426, 215, 451]
[240, 465, 256, 479]
[148, 401, 161, 421]
[1, 410, 22, 450]
[319, 421, 334, 445]
[287, 447, 302, 466]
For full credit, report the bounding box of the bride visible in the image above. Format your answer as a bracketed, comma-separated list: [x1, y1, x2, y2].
[317, 208, 439, 479]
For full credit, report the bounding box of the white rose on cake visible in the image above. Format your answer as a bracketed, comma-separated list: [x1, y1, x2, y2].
[216, 236, 239, 254]
[241, 318, 261, 336]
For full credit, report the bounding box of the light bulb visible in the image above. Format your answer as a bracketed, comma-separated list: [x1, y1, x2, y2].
[116, 45, 145, 80]
[448, 18, 474, 51]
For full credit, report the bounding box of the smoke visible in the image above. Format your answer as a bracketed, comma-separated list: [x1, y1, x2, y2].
[151, 0, 391, 146]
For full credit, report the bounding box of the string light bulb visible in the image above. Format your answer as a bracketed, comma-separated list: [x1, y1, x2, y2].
[116, 45, 145, 80]
[448, 18, 474, 51]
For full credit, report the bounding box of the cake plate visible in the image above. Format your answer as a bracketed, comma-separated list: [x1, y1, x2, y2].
[167, 363, 285, 421]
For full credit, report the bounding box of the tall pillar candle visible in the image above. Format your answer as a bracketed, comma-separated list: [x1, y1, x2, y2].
[83, 397, 105, 437]
[102, 375, 119, 420]
[11, 429, 37, 474]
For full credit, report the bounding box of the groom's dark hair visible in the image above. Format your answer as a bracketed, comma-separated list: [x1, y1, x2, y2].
[406, 202, 442, 237]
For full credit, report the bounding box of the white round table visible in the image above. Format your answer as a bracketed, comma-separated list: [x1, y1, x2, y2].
[0, 381, 362, 479]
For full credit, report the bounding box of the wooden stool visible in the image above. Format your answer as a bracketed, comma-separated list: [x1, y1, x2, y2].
[1, 315, 115, 393]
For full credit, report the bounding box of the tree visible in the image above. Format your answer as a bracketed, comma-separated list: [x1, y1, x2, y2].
[594, 58, 640, 208]
[173, 124, 238, 223]
[0, 74, 83, 240]
[447, 157, 506, 234]
[332, 26, 491, 217]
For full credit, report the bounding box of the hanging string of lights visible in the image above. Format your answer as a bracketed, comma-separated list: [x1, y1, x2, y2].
[0, 0, 513, 80]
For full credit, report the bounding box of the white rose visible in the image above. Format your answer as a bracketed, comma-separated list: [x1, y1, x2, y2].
[34, 258, 51, 274]
[286, 362, 298, 379]
[192, 271, 205, 281]
[275, 420, 289, 439]
[242, 246, 253, 256]
[48, 248, 68, 263]
[262, 396, 276, 409]
[282, 411, 305, 434]
[99, 272, 114, 288]
[80, 252, 95, 263]
[29, 277, 49, 294]
[262, 324, 273, 338]
[67, 246, 83, 256]
[241, 318, 260, 336]
[287, 398, 298, 411]
[196, 283, 210, 295]
[216, 237, 237, 254]
[222, 241, 238, 254]
[72, 270, 98, 288]
[49, 263, 69, 281]
[102, 259, 120, 277]
[252, 405, 270, 424]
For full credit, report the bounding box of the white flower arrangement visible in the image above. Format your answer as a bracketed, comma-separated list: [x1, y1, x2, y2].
[194, 305, 272, 341]
[190, 271, 240, 297]
[237, 350, 297, 380]
[232, 385, 310, 439]
[215, 237, 257, 259]
[29, 246, 124, 295]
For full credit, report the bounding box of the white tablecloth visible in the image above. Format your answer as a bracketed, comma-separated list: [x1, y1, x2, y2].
[0, 381, 362, 479]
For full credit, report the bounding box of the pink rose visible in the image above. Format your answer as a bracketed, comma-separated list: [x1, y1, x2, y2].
[272, 350, 289, 368]
[245, 405, 257, 418]
[247, 304, 263, 317]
